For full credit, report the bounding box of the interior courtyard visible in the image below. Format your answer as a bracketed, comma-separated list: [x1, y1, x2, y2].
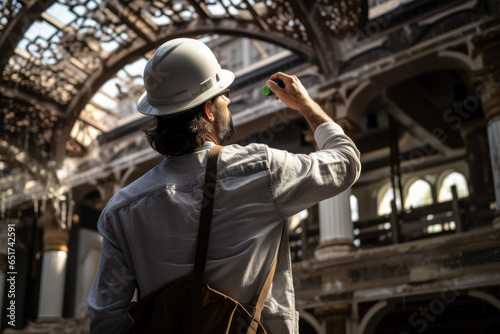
[0, 0, 500, 333]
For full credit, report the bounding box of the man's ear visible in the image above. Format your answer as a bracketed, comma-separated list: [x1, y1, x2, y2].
[203, 100, 215, 122]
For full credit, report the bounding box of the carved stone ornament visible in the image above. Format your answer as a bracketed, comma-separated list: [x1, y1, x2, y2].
[472, 63, 500, 125]
[43, 227, 69, 253]
[472, 27, 500, 58]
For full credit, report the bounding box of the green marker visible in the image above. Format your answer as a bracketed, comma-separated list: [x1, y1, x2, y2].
[263, 79, 285, 96]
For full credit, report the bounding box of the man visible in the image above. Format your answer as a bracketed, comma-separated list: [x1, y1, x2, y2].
[88, 38, 361, 333]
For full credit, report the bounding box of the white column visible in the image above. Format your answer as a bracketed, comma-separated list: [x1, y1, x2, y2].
[318, 189, 353, 243]
[74, 228, 102, 317]
[37, 227, 69, 319]
[38, 251, 68, 318]
[315, 189, 355, 261]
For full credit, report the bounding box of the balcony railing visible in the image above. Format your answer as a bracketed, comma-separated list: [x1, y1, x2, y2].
[289, 191, 496, 262]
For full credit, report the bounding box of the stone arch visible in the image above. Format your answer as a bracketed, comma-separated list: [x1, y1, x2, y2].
[344, 48, 479, 123]
[468, 289, 500, 313]
[401, 176, 419, 206]
[299, 310, 324, 334]
[436, 169, 470, 202]
[404, 178, 434, 209]
[343, 79, 382, 121]
[377, 183, 393, 216]
[437, 50, 480, 71]
[377, 183, 404, 216]
[356, 300, 394, 334]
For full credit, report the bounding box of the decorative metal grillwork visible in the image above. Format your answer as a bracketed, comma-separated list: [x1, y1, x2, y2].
[317, 0, 366, 33]
[0, 97, 55, 155]
[0, 1, 23, 33]
[0, 0, 367, 179]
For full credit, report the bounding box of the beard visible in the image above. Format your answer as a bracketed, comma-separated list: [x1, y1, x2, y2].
[214, 103, 235, 144]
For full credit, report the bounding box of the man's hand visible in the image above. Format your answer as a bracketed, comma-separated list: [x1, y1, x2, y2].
[266, 72, 314, 112]
[266, 72, 334, 131]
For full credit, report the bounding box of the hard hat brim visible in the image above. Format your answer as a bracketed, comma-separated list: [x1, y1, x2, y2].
[137, 69, 235, 116]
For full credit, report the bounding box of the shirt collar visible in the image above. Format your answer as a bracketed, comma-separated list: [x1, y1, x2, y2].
[194, 141, 216, 152]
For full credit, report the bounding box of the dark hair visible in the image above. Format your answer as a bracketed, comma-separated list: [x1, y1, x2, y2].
[142, 104, 211, 156]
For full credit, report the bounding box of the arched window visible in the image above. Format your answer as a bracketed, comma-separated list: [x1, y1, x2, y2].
[405, 179, 433, 209]
[438, 172, 469, 202]
[350, 194, 359, 222]
[378, 186, 401, 216]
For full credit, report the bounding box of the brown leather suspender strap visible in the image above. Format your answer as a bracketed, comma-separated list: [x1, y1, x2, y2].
[192, 145, 222, 290]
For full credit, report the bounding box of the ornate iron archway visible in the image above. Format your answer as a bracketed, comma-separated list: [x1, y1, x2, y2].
[0, 0, 367, 174]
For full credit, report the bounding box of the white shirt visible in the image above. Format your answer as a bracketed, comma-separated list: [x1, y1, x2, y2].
[88, 122, 361, 333]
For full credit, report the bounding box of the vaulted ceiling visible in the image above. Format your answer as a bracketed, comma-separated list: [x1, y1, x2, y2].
[0, 0, 367, 178]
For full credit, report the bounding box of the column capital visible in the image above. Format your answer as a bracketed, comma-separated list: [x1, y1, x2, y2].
[471, 27, 500, 60]
[43, 227, 69, 253]
[316, 240, 355, 249]
[472, 63, 500, 125]
[37, 201, 69, 252]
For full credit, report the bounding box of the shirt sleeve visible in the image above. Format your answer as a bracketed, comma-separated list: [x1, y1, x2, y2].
[267, 121, 361, 218]
[87, 212, 136, 334]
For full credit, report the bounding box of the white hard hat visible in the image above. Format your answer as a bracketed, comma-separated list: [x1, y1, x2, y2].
[137, 38, 235, 116]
